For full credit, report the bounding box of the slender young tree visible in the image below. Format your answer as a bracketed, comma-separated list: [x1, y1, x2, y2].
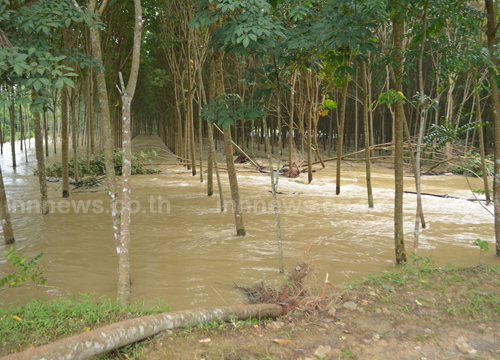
[115, 0, 143, 306]
[336, 69, 349, 195]
[485, 0, 500, 256]
[305, 70, 313, 184]
[61, 28, 73, 198]
[360, 60, 373, 208]
[72, 0, 120, 243]
[391, 13, 407, 264]
[214, 51, 245, 235]
[9, 92, 15, 168]
[288, 69, 297, 176]
[33, 103, 49, 215]
[71, 87, 79, 183]
[413, 0, 430, 253]
[0, 161, 14, 244]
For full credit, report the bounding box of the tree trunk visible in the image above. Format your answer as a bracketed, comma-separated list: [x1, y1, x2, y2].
[43, 111, 49, 157]
[61, 28, 73, 198]
[207, 123, 215, 196]
[224, 126, 245, 236]
[1, 102, 5, 155]
[263, 119, 283, 273]
[61, 83, 70, 198]
[336, 71, 349, 195]
[473, 71, 490, 205]
[72, 87, 79, 182]
[115, 0, 143, 306]
[53, 89, 58, 155]
[485, 0, 500, 256]
[9, 95, 16, 168]
[0, 161, 14, 244]
[33, 104, 49, 215]
[414, 0, 430, 253]
[305, 71, 313, 184]
[361, 60, 373, 208]
[18, 105, 23, 152]
[85, 0, 120, 244]
[214, 51, 244, 234]
[4, 304, 283, 360]
[187, 32, 196, 176]
[391, 14, 407, 264]
[288, 69, 297, 175]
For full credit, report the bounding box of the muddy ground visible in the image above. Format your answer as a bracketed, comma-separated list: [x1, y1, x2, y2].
[132, 265, 500, 360]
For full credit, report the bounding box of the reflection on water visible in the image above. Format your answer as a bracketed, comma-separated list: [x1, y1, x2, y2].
[0, 135, 497, 311]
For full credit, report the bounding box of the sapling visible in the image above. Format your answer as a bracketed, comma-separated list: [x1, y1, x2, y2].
[0, 247, 46, 288]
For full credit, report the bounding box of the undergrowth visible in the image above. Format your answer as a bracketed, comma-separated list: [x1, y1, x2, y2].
[39, 149, 158, 178]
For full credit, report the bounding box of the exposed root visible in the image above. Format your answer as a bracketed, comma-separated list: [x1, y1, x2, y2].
[281, 161, 302, 178]
[236, 260, 341, 314]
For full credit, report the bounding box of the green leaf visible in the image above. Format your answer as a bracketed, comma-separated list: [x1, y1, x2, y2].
[242, 36, 250, 48]
[55, 78, 64, 90]
[33, 80, 42, 92]
[62, 77, 75, 88]
[13, 64, 23, 76]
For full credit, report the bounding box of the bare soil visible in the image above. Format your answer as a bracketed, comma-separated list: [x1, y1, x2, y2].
[136, 265, 500, 360]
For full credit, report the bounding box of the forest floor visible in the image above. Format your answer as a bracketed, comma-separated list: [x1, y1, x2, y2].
[134, 263, 500, 360]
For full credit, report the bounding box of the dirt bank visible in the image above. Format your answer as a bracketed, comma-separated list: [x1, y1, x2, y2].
[134, 264, 500, 360]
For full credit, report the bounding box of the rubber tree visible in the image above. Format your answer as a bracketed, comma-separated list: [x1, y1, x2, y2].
[360, 59, 373, 208]
[33, 104, 49, 215]
[8, 89, 15, 168]
[0, 27, 15, 243]
[485, 0, 500, 256]
[0, 1, 86, 214]
[61, 27, 71, 198]
[192, 0, 286, 235]
[0, 160, 14, 244]
[294, 0, 382, 192]
[71, 0, 120, 243]
[196, 53, 246, 235]
[413, 0, 430, 253]
[115, 0, 143, 306]
[391, 11, 408, 265]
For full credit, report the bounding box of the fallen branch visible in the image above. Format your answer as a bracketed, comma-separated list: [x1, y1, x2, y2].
[312, 142, 394, 165]
[3, 304, 283, 360]
[213, 124, 262, 170]
[403, 190, 488, 202]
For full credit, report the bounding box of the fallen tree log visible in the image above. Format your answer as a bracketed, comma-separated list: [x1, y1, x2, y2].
[2, 303, 283, 360]
[403, 190, 488, 202]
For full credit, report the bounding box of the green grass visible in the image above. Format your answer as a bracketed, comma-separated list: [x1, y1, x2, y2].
[0, 293, 170, 357]
[346, 261, 500, 322]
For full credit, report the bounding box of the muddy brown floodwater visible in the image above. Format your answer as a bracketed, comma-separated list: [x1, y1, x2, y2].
[0, 135, 498, 311]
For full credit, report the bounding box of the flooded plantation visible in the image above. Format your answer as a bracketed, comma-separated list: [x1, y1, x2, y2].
[0, 135, 496, 311]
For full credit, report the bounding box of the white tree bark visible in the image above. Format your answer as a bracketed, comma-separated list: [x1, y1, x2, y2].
[115, 0, 143, 305]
